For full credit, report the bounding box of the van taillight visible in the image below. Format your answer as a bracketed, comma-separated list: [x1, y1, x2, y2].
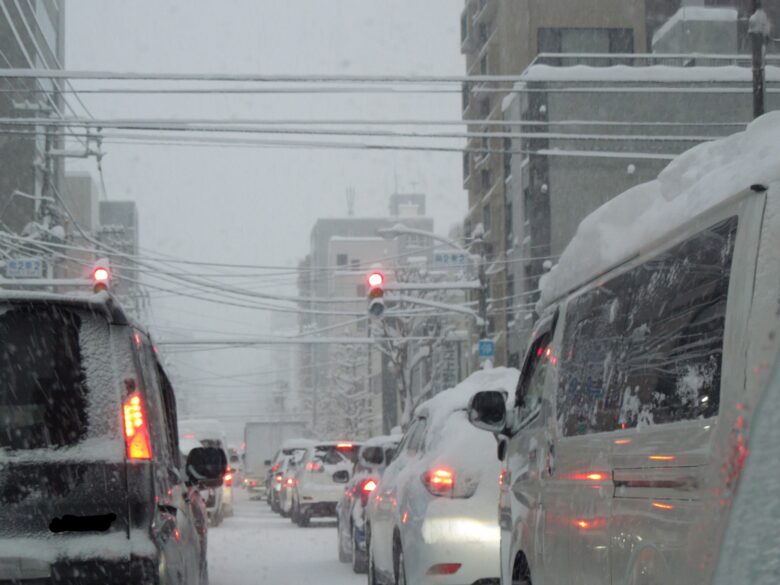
[224, 473, 233, 487]
[123, 391, 152, 460]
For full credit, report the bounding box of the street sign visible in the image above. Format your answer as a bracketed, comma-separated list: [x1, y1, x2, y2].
[5, 258, 44, 278]
[433, 250, 470, 270]
[478, 339, 496, 358]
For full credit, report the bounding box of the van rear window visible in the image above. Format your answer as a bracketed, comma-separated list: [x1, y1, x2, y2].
[0, 305, 91, 450]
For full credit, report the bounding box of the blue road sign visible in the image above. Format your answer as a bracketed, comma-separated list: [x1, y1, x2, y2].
[478, 339, 496, 358]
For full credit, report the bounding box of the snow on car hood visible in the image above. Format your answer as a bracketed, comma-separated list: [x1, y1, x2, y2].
[539, 111, 780, 310]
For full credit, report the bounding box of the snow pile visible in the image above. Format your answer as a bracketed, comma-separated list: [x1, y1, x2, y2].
[539, 111, 780, 310]
[520, 64, 780, 84]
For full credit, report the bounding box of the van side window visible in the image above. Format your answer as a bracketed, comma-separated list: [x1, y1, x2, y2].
[558, 271, 633, 437]
[156, 361, 181, 467]
[558, 216, 737, 436]
[515, 332, 553, 425]
[406, 419, 428, 456]
[620, 216, 737, 427]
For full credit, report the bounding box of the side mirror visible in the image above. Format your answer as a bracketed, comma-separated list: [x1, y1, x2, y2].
[263, 459, 272, 467]
[332, 470, 350, 484]
[186, 446, 228, 489]
[468, 390, 508, 434]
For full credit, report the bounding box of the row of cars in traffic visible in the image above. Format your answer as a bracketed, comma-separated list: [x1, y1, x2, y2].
[255, 117, 780, 585]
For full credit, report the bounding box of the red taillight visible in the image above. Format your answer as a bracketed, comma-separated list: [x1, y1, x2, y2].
[123, 391, 152, 460]
[286, 477, 297, 487]
[422, 468, 454, 496]
[359, 478, 378, 507]
[275, 474, 283, 483]
[272, 462, 280, 472]
[251, 480, 257, 486]
[427, 563, 462, 575]
[225, 473, 233, 487]
[306, 461, 323, 472]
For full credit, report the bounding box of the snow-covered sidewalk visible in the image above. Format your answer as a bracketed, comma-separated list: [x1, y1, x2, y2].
[208, 490, 363, 585]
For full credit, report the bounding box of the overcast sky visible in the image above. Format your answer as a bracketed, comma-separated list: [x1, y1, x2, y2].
[65, 1, 465, 434]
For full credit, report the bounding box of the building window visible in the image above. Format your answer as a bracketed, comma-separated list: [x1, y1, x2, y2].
[480, 98, 491, 118]
[538, 27, 634, 55]
[461, 12, 468, 44]
[483, 203, 492, 233]
[463, 152, 470, 181]
[480, 55, 488, 75]
[478, 22, 489, 45]
[481, 169, 492, 191]
[506, 275, 515, 323]
[503, 137, 512, 179]
[462, 83, 471, 111]
[337, 254, 348, 267]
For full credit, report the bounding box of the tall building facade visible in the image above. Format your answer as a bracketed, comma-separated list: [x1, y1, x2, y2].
[0, 0, 65, 235]
[460, 0, 646, 367]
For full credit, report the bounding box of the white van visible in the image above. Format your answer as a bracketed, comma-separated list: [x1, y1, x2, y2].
[468, 114, 780, 585]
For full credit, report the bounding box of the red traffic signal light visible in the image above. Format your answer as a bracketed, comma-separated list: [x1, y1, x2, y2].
[367, 271, 384, 288]
[92, 266, 110, 292]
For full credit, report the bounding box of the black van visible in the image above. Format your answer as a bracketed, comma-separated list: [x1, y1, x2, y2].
[0, 292, 225, 585]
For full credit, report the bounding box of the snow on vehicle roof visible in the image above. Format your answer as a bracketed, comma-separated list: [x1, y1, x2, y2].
[179, 419, 226, 442]
[416, 367, 520, 428]
[361, 434, 402, 448]
[280, 437, 317, 449]
[179, 437, 202, 456]
[538, 111, 780, 310]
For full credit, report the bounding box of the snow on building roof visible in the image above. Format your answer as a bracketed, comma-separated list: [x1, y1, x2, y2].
[653, 7, 738, 46]
[520, 63, 780, 84]
[538, 111, 780, 310]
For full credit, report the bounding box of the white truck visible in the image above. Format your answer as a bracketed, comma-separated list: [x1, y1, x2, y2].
[243, 421, 308, 499]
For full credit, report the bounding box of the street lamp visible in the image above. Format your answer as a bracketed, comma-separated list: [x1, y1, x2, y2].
[749, 2, 772, 119]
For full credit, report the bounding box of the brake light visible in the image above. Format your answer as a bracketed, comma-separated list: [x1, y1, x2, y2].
[306, 461, 323, 472]
[427, 563, 462, 576]
[422, 468, 454, 496]
[275, 474, 283, 483]
[336, 442, 353, 450]
[272, 462, 280, 472]
[286, 477, 297, 487]
[123, 391, 152, 460]
[225, 473, 233, 487]
[251, 480, 257, 487]
[360, 478, 378, 507]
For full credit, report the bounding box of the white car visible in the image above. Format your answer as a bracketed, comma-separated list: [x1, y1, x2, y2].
[290, 442, 360, 527]
[366, 368, 519, 585]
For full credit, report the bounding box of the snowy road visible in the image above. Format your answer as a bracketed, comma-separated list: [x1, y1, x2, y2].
[208, 490, 363, 585]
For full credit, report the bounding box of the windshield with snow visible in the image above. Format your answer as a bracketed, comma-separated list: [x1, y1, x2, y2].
[1, 2, 779, 585]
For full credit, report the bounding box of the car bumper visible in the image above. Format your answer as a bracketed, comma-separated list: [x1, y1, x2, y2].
[407, 515, 501, 585]
[0, 533, 162, 584]
[301, 501, 338, 517]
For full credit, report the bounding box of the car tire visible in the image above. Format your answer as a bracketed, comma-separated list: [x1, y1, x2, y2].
[337, 522, 351, 563]
[352, 526, 368, 574]
[297, 507, 310, 527]
[290, 499, 299, 524]
[394, 548, 407, 585]
[367, 530, 381, 585]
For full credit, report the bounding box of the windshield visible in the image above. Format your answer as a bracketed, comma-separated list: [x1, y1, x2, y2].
[0, 2, 778, 584]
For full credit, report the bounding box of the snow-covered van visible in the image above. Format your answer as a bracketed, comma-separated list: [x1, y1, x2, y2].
[468, 112, 780, 585]
[0, 292, 226, 585]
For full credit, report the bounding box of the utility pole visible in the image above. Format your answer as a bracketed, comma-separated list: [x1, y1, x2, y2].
[750, 1, 771, 119]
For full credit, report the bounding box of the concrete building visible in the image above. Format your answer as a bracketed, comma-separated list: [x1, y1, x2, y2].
[0, 0, 66, 235]
[460, 0, 647, 367]
[502, 49, 780, 361]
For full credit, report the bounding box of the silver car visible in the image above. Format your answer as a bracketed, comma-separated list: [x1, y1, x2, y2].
[366, 369, 519, 585]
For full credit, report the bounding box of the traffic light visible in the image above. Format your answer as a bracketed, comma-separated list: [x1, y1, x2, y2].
[91, 264, 111, 293]
[367, 270, 385, 317]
